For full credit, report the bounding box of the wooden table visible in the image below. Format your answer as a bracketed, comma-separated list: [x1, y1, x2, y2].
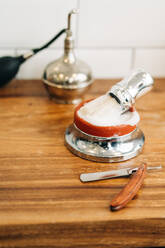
[0, 79, 165, 248]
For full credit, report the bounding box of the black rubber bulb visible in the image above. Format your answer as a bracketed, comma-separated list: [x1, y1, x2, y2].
[0, 55, 25, 87]
[0, 28, 66, 88]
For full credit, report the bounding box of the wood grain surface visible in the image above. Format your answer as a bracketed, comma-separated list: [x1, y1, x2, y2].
[0, 79, 165, 248]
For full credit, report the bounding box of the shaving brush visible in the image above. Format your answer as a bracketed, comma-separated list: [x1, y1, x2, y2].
[65, 69, 154, 163]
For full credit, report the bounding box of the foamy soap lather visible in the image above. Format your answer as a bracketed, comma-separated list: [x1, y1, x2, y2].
[74, 94, 139, 137]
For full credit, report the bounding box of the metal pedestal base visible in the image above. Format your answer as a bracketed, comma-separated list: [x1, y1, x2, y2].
[65, 124, 145, 163]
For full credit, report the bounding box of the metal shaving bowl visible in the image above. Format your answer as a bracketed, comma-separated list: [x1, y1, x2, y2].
[65, 124, 145, 162]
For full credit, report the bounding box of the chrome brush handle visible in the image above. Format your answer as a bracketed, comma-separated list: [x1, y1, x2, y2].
[109, 69, 154, 113]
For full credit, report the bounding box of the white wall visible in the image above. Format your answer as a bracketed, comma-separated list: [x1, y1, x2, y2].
[0, 0, 165, 79]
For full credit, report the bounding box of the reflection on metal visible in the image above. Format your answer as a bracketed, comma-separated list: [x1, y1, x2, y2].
[65, 124, 145, 162]
[109, 69, 154, 114]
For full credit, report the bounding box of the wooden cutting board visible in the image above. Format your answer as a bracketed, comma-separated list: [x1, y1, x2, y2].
[0, 79, 165, 248]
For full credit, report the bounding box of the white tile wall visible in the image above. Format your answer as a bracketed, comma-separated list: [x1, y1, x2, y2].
[78, 0, 165, 48]
[16, 49, 63, 79]
[0, 49, 15, 57]
[0, 0, 77, 48]
[76, 49, 132, 78]
[0, 0, 165, 79]
[134, 49, 165, 78]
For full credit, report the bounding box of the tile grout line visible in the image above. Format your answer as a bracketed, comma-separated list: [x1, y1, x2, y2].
[130, 48, 135, 70]
[75, 46, 165, 50]
[1, 46, 165, 50]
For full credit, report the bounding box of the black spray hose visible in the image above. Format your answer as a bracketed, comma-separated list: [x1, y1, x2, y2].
[0, 28, 66, 87]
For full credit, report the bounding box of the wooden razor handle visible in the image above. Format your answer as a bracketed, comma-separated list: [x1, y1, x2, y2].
[110, 163, 147, 211]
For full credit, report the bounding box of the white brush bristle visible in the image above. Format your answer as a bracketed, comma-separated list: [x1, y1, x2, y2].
[77, 94, 140, 127]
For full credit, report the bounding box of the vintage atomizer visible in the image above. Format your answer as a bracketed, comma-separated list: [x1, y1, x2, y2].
[43, 9, 93, 104]
[65, 69, 154, 162]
